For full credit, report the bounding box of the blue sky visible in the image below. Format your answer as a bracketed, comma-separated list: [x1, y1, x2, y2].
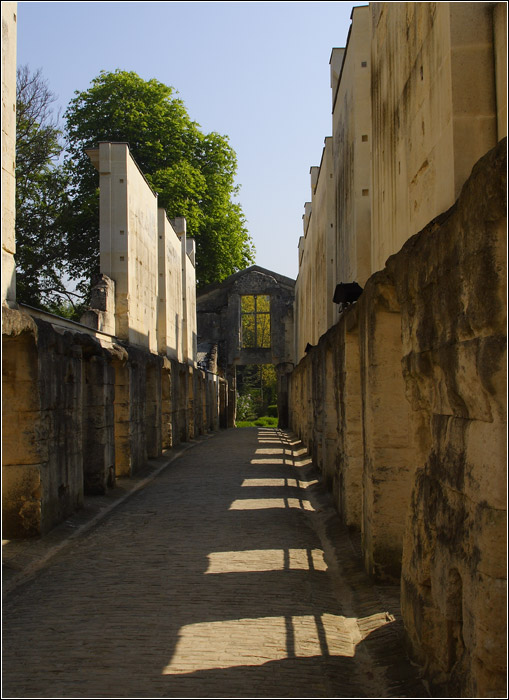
[16, 1, 360, 280]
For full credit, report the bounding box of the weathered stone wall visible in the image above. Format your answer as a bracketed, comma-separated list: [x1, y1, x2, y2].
[494, 2, 507, 141]
[157, 210, 184, 361]
[290, 279, 418, 578]
[288, 139, 506, 696]
[357, 270, 420, 581]
[294, 140, 335, 362]
[2, 308, 227, 538]
[86, 143, 197, 365]
[290, 6, 507, 690]
[294, 3, 507, 366]
[3, 309, 85, 537]
[183, 236, 198, 365]
[86, 142, 157, 351]
[370, 1, 502, 274]
[393, 139, 507, 698]
[1, 2, 17, 306]
[333, 6, 372, 289]
[80, 335, 116, 494]
[1, 15, 226, 542]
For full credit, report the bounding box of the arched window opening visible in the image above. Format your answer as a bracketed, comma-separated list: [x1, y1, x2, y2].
[241, 295, 271, 348]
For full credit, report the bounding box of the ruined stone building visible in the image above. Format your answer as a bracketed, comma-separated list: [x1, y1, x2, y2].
[196, 266, 295, 427]
[289, 2, 507, 697]
[1, 1, 507, 698]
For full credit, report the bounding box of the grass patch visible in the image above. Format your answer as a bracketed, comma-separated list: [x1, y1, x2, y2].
[236, 415, 278, 428]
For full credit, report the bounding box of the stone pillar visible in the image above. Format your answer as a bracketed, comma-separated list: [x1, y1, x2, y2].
[226, 365, 236, 428]
[172, 217, 189, 362]
[176, 364, 188, 442]
[1, 3, 17, 306]
[322, 341, 339, 493]
[112, 349, 130, 477]
[161, 359, 172, 449]
[337, 315, 363, 530]
[168, 359, 182, 447]
[82, 348, 115, 494]
[310, 349, 325, 473]
[128, 351, 149, 472]
[219, 377, 228, 429]
[359, 272, 417, 582]
[186, 366, 195, 439]
[199, 371, 207, 434]
[145, 357, 162, 459]
[2, 313, 44, 537]
[276, 362, 293, 429]
[3, 312, 85, 536]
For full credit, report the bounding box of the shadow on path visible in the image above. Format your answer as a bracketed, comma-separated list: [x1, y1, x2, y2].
[2, 428, 428, 698]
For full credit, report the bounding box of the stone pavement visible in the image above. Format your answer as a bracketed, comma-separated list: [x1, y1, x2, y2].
[2, 428, 429, 698]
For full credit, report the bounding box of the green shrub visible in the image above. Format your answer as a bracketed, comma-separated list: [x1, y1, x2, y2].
[253, 416, 278, 427]
[236, 393, 257, 421]
[267, 404, 278, 417]
[235, 415, 278, 428]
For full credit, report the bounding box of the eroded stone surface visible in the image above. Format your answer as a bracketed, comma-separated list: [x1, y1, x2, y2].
[391, 139, 507, 699]
[2, 308, 227, 538]
[289, 139, 507, 698]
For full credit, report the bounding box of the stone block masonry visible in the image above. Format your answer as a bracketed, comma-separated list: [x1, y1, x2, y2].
[393, 139, 507, 698]
[2, 306, 227, 537]
[2, 3, 506, 696]
[2, 309, 84, 537]
[2, 126, 216, 537]
[370, 1, 504, 274]
[297, 3, 507, 359]
[290, 4, 507, 695]
[1, 83, 223, 538]
[289, 138, 507, 697]
[85, 143, 197, 364]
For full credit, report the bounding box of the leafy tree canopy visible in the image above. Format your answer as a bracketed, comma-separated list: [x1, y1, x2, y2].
[64, 70, 255, 289]
[15, 66, 80, 311]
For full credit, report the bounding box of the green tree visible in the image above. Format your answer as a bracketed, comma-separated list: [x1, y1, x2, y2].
[63, 70, 255, 290]
[15, 66, 80, 311]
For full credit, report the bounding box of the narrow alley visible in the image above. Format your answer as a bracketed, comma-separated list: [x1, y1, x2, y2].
[2, 428, 427, 699]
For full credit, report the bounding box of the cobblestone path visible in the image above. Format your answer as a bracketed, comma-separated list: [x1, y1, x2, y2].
[2, 428, 428, 698]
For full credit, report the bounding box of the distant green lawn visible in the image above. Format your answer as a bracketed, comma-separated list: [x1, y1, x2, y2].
[236, 416, 278, 428]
